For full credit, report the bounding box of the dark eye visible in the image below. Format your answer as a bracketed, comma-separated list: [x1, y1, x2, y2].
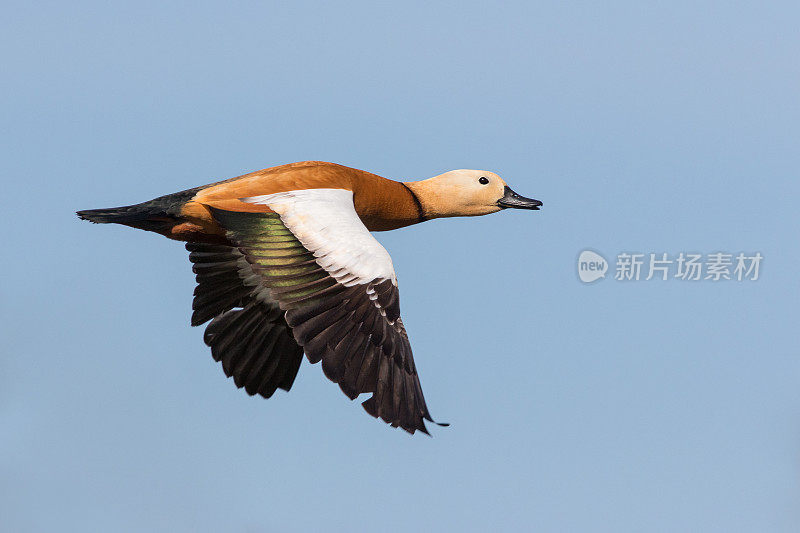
[478, 176, 489, 185]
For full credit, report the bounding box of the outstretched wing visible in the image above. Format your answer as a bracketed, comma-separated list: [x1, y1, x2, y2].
[206, 188, 445, 434]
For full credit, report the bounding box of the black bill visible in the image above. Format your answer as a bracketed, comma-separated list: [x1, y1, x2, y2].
[497, 186, 543, 210]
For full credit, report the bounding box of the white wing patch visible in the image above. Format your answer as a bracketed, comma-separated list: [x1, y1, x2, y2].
[242, 188, 397, 286]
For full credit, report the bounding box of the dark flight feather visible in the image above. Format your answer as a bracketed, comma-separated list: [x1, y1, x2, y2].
[188, 241, 304, 399]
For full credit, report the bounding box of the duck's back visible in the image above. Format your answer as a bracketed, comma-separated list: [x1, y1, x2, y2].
[78, 161, 425, 242]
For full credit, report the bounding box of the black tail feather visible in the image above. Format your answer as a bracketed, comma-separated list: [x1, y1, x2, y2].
[77, 205, 155, 224]
[77, 186, 202, 228]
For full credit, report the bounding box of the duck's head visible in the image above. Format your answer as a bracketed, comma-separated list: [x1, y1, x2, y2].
[406, 169, 542, 218]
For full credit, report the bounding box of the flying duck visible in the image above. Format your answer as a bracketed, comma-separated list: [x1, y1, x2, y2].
[77, 161, 542, 434]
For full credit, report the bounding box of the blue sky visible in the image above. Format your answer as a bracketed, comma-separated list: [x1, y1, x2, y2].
[2, 1, 799, 531]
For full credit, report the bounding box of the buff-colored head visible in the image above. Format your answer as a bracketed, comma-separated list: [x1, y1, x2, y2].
[405, 169, 542, 218]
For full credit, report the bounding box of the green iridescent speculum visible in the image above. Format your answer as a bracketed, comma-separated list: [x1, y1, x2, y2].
[220, 210, 337, 306]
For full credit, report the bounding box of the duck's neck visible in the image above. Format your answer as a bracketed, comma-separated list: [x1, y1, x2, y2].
[403, 178, 450, 219]
[351, 175, 430, 231]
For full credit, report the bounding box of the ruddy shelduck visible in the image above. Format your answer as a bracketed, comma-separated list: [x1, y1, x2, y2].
[78, 161, 542, 434]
